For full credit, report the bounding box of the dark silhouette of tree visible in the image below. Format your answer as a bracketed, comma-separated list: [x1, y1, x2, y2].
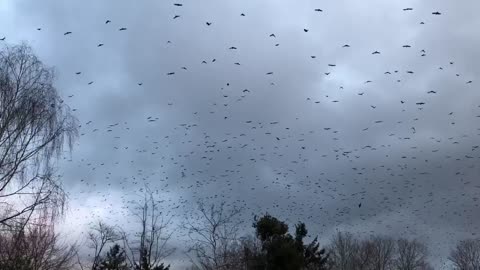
[121, 188, 174, 270]
[0, 43, 78, 227]
[394, 238, 428, 270]
[98, 244, 128, 270]
[86, 221, 121, 270]
[253, 214, 329, 270]
[185, 201, 244, 270]
[449, 238, 480, 270]
[0, 220, 77, 270]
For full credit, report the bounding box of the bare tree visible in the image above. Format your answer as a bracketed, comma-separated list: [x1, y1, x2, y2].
[0, 43, 77, 227]
[449, 238, 480, 270]
[394, 238, 429, 270]
[368, 235, 395, 270]
[87, 221, 120, 270]
[0, 220, 77, 270]
[329, 232, 395, 270]
[184, 201, 244, 270]
[329, 231, 360, 270]
[121, 188, 175, 270]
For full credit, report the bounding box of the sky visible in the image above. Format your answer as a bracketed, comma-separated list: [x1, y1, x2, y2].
[1, 0, 479, 269]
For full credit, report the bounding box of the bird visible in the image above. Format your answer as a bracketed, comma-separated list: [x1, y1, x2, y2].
[0, 37, 5, 41]
[314, 9, 323, 12]
[372, 51, 380, 54]
[416, 102, 425, 105]
[432, 11, 442, 15]
[229, 47, 237, 50]
[304, 29, 309, 32]
[466, 81, 473, 84]
[206, 22, 212, 26]
[138, 83, 143, 86]
[75, 72, 81, 75]
[328, 64, 336, 67]
[105, 20, 111, 24]
[173, 15, 180, 19]
[174, 3, 183, 6]
[37, 28, 41, 31]
[97, 43, 104, 47]
[64, 31, 72, 35]
[403, 8, 413, 11]
[269, 34, 276, 37]
[402, 45, 411, 48]
[240, 13, 245, 16]
[88, 81, 94, 85]
[427, 90, 436, 94]
[119, 27, 127, 31]
[167, 72, 175, 75]
[358, 203, 362, 208]
[266, 72, 273, 75]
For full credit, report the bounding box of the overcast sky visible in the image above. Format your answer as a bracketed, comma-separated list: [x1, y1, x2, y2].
[1, 0, 479, 268]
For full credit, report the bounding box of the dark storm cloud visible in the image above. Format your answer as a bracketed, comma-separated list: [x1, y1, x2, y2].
[1, 0, 479, 268]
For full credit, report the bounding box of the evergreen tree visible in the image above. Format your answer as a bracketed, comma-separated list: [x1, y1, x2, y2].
[98, 244, 128, 270]
[253, 214, 329, 270]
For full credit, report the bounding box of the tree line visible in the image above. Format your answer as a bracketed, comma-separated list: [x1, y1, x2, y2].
[1, 43, 479, 270]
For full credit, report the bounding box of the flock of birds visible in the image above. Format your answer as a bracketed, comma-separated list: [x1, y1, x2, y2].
[3, 1, 477, 268]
